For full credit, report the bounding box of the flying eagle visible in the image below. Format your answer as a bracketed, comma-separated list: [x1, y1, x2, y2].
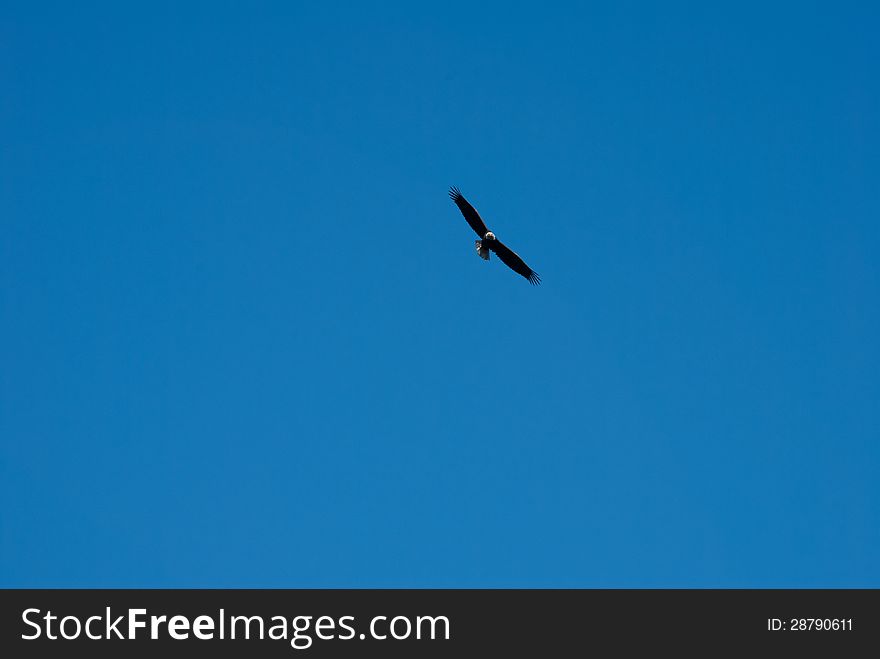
[448, 187, 541, 285]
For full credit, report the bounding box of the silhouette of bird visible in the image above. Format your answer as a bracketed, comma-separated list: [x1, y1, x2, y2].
[448, 187, 541, 285]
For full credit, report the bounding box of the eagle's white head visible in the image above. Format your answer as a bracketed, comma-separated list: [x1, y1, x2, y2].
[484, 231, 496, 241]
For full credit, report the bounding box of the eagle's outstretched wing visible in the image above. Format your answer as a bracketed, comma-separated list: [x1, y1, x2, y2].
[449, 186, 489, 238]
[493, 239, 541, 285]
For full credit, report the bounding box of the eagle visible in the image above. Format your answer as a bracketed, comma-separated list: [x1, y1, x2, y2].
[448, 186, 541, 285]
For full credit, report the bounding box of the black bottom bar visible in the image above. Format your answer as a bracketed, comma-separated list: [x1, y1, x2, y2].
[2, 589, 876, 656]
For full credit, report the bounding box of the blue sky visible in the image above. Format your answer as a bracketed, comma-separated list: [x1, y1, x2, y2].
[1, 2, 877, 587]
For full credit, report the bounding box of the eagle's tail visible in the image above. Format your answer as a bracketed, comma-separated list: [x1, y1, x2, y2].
[476, 240, 490, 260]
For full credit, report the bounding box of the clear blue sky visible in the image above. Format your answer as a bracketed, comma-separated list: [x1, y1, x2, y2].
[2, 2, 877, 587]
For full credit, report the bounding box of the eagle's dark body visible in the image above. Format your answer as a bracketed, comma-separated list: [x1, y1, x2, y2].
[448, 187, 541, 285]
